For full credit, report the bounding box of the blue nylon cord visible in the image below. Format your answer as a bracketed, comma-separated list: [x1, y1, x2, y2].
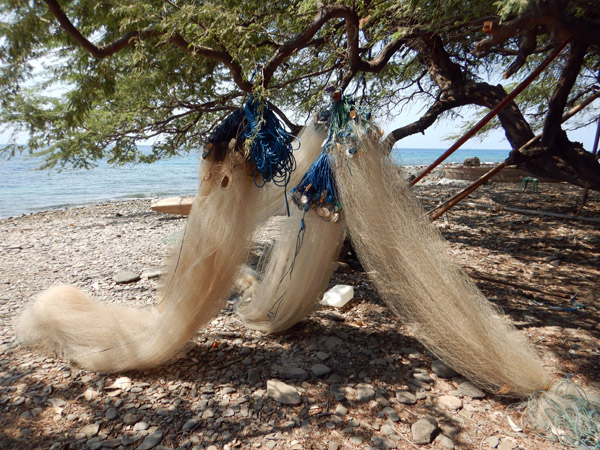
[201, 97, 297, 215]
[243, 96, 297, 215]
[290, 153, 339, 209]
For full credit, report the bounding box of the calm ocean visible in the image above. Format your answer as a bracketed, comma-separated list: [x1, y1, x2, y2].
[0, 147, 509, 218]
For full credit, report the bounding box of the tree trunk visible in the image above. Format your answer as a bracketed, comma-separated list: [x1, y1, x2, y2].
[390, 35, 600, 190]
[508, 42, 600, 190]
[467, 82, 536, 149]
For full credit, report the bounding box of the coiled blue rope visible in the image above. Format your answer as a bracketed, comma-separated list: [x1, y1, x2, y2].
[243, 96, 296, 189]
[203, 109, 246, 161]
[290, 153, 340, 212]
[201, 97, 297, 215]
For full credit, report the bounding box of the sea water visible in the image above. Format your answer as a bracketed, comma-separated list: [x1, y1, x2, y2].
[0, 147, 509, 218]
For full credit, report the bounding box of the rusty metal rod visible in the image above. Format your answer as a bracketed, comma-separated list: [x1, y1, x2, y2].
[429, 162, 507, 220]
[593, 106, 600, 158]
[428, 90, 600, 220]
[410, 40, 569, 186]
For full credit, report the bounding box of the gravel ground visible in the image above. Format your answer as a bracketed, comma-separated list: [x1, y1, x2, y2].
[1, 175, 599, 450]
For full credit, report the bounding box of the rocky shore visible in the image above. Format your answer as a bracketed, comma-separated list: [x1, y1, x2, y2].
[1, 178, 598, 450]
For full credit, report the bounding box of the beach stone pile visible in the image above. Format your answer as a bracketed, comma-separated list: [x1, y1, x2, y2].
[1, 187, 598, 449]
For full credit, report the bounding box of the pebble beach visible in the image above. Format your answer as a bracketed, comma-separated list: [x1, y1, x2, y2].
[1, 177, 599, 450]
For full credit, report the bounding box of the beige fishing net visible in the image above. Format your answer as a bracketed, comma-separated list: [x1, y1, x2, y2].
[236, 206, 344, 332]
[332, 135, 551, 397]
[17, 151, 264, 372]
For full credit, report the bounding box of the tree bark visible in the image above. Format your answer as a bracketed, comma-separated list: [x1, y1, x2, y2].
[507, 41, 600, 190]
[467, 83, 535, 149]
[387, 36, 535, 151]
[542, 42, 587, 147]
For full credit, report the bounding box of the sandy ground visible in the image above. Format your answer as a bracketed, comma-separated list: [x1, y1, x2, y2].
[0, 174, 599, 450]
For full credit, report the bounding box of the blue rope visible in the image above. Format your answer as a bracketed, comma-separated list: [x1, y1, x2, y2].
[290, 153, 340, 211]
[243, 97, 296, 188]
[201, 97, 297, 215]
[202, 109, 246, 160]
[243, 96, 297, 214]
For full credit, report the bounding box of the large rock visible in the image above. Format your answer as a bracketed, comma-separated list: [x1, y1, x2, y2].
[395, 390, 417, 405]
[323, 336, 343, 351]
[311, 364, 332, 378]
[463, 156, 481, 167]
[266, 379, 301, 405]
[431, 360, 459, 378]
[356, 383, 375, 402]
[79, 423, 100, 437]
[411, 417, 439, 445]
[371, 434, 397, 449]
[436, 434, 455, 449]
[281, 365, 308, 381]
[457, 381, 485, 399]
[438, 395, 463, 411]
[247, 368, 261, 386]
[113, 270, 140, 284]
[138, 430, 163, 450]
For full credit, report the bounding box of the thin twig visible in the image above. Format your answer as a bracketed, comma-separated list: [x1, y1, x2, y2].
[468, 270, 573, 300]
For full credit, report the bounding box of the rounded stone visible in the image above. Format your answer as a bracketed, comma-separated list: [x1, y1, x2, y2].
[411, 417, 439, 445]
[311, 364, 332, 378]
[431, 360, 459, 378]
[122, 413, 138, 425]
[395, 390, 417, 405]
[457, 381, 486, 399]
[105, 407, 118, 420]
[266, 379, 301, 405]
[438, 395, 463, 411]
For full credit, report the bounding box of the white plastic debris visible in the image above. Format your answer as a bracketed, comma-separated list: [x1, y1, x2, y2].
[320, 285, 354, 307]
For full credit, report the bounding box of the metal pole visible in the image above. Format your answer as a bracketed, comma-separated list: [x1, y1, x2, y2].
[592, 111, 600, 158]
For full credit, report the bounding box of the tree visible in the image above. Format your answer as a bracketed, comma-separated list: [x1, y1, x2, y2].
[1, 0, 599, 189]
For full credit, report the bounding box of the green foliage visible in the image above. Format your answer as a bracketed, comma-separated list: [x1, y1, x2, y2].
[0, 0, 597, 167]
[493, 0, 534, 20]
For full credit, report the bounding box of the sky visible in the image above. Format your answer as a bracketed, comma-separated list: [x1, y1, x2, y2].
[2, 92, 598, 152]
[383, 104, 599, 151]
[4, 107, 597, 151]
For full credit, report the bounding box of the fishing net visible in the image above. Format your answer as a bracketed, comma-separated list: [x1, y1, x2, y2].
[332, 131, 552, 397]
[236, 206, 344, 332]
[15, 99, 326, 371]
[512, 380, 600, 448]
[236, 112, 345, 333]
[260, 121, 328, 217]
[17, 151, 265, 372]
[237, 118, 344, 333]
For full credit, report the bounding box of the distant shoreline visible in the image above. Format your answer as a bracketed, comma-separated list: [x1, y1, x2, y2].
[1, 147, 506, 218]
[0, 165, 460, 220]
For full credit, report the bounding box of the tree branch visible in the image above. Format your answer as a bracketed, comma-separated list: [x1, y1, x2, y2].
[42, 0, 161, 58]
[410, 34, 466, 90]
[385, 33, 535, 150]
[503, 28, 538, 78]
[472, 10, 573, 58]
[472, 0, 600, 78]
[265, 100, 300, 135]
[542, 41, 588, 147]
[42, 0, 253, 91]
[383, 98, 468, 148]
[168, 35, 252, 91]
[262, 4, 406, 87]
[262, 5, 357, 86]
